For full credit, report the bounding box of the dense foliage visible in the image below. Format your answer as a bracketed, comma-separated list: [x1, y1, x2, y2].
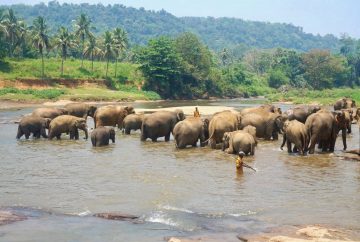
[1, 1, 340, 52]
[0, 5, 359, 100]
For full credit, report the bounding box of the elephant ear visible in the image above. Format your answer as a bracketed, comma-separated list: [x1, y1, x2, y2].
[176, 110, 185, 121]
[88, 106, 97, 117]
[335, 111, 347, 129]
[44, 118, 52, 129]
[124, 106, 135, 114]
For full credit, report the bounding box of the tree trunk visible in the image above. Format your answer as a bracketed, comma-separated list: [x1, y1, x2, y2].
[41, 53, 45, 79]
[61, 57, 64, 76]
[81, 40, 84, 68]
[115, 58, 118, 78]
[106, 58, 109, 78]
[91, 52, 94, 72]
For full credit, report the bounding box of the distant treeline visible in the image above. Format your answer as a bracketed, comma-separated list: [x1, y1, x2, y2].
[1, 1, 341, 52]
[0, 7, 359, 100]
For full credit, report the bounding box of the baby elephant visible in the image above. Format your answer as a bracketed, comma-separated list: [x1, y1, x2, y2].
[281, 120, 308, 155]
[16, 115, 51, 139]
[91, 127, 115, 147]
[123, 114, 144, 134]
[222, 125, 257, 155]
[48, 115, 88, 140]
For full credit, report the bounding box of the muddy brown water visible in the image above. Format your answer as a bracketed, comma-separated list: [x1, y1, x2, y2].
[0, 99, 359, 241]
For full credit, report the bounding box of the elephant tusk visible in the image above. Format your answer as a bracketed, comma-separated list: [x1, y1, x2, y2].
[242, 162, 256, 172]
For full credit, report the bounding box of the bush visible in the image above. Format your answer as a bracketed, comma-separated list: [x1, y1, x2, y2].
[268, 69, 290, 88]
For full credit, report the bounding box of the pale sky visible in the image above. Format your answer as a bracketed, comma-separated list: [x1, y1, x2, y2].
[0, 0, 359, 38]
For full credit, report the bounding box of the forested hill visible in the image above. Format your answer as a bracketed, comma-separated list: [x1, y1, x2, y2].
[2, 1, 340, 51]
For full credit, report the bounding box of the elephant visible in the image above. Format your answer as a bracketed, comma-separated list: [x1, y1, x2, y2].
[173, 117, 209, 148]
[64, 103, 97, 120]
[94, 105, 135, 129]
[123, 113, 145, 134]
[334, 97, 356, 110]
[32, 107, 68, 119]
[305, 110, 347, 154]
[285, 105, 321, 123]
[341, 109, 353, 134]
[91, 126, 115, 147]
[353, 107, 360, 124]
[207, 110, 241, 149]
[141, 109, 185, 142]
[222, 125, 257, 155]
[241, 104, 281, 115]
[239, 112, 287, 140]
[16, 115, 51, 139]
[280, 120, 308, 155]
[48, 115, 88, 140]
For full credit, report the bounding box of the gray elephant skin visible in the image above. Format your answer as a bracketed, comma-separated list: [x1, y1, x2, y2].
[334, 97, 356, 110]
[173, 117, 209, 148]
[48, 115, 88, 140]
[239, 112, 286, 140]
[305, 110, 347, 154]
[64, 103, 97, 120]
[123, 114, 145, 134]
[285, 105, 321, 123]
[32, 107, 68, 119]
[240, 104, 281, 115]
[222, 125, 257, 155]
[91, 127, 115, 147]
[16, 116, 51, 139]
[141, 109, 185, 142]
[281, 120, 308, 155]
[94, 105, 135, 128]
[208, 110, 241, 149]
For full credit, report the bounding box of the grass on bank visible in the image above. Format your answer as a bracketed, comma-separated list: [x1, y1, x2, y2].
[267, 88, 360, 105]
[0, 58, 143, 84]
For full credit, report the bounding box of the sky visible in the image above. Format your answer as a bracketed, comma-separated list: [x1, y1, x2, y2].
[0, 0, 359, 38]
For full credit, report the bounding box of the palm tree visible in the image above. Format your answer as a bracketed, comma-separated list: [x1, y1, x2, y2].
[31, 16, 50, 78]
[3, 9, 20, 57]
[113, 27, 128, 78]
[16, 21, 28, 57]
[102, 31, 115, 78]
[54, 26, 76, 76]
[83, 35, 102, 72]
[74, 14, 93, 68]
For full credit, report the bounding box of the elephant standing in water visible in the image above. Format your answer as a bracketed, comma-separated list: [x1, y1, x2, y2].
[207, 110, 241, 149]
[305, 110, 347, 154]
[222, 125, 257, 155]
[91, 127, 115, 147]
[239, 112, 286, 140]
[240, 104, 281, 115]
[123, 114, 145, 134]
[32, 107, 68, 119]
[173, 117, 209, 148]
[281, 120, 308, 155]
[48, 115, 88, 140]
[94, 105, 135, 128]
[334, 97, 356, 110]
[16, 116, 51, 139]
[64, 103, 97, 120]
[285, 105, 321, 123]
[141, 109, 185, 142]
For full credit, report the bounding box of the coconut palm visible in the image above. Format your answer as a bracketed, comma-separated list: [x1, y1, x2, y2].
[2, 9, 20, 57]
[15, 21, 29, 57]
[113, 27, 128, 78]
[31, 16, 50, 78]
[74, 13, 93, 68]
[54, 26, 76, 76]
[102, 31, 115, 78]
[83, 35, 102, 72]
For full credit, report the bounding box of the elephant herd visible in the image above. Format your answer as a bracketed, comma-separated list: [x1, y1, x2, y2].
[16, 98, 359, 163]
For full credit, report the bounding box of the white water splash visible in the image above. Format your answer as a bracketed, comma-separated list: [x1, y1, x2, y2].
[77, 210, 92, 217]
[229, 210, 257, 217]
[145, 212, 178, 227]
[160, 205, 194, 214]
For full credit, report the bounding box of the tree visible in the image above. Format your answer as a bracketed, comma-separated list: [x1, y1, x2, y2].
[31, 16, 50, 78]
[113, 27, 128, 78]
[84, 35, 102, 72]
[2, 9, 21, 57]
[301, 49, 348, 89]
[74, 13, 93, 68]
[102, 31, 115, 78]
[268, 68, 290, 88]
[54, 26, 76, 75]
[136, 37, 182, 99]
[0, 10, 7, 59]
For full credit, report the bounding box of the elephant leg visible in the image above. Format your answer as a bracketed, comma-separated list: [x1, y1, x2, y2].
[293, 146, 298, 153]
[125, 128, 131, 135]
[308, 135, 317, 154]
[56, 134, 61, 140]
[151, 136, 157, 142]
[165, 132, 170, 142]
[16, 127, 23, 139]
[287, 141, 292, 153]
[192, 141, 197, 147]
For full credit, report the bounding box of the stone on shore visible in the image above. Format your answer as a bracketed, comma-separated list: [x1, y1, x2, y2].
[93, 212, 139, 221]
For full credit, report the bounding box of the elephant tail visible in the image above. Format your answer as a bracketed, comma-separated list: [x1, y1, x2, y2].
[16, 126, 22, 139]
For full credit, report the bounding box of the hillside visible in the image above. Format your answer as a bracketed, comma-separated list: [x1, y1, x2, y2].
[1, 1, 340, 52]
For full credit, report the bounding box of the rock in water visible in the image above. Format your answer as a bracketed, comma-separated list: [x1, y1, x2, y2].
[0, 211, 27, 225]
[93, 212, 139, 221]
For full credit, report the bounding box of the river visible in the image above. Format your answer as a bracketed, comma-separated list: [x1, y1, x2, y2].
[0, 99, 359, 241]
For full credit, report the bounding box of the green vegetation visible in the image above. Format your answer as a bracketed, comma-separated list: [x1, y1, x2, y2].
[0, 87, 65, 99]
[2, 1, 340, 52]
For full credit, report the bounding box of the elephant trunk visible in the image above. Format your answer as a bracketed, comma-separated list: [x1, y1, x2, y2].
[342, 128, 347, 150]
[82, 127, 88, 140]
